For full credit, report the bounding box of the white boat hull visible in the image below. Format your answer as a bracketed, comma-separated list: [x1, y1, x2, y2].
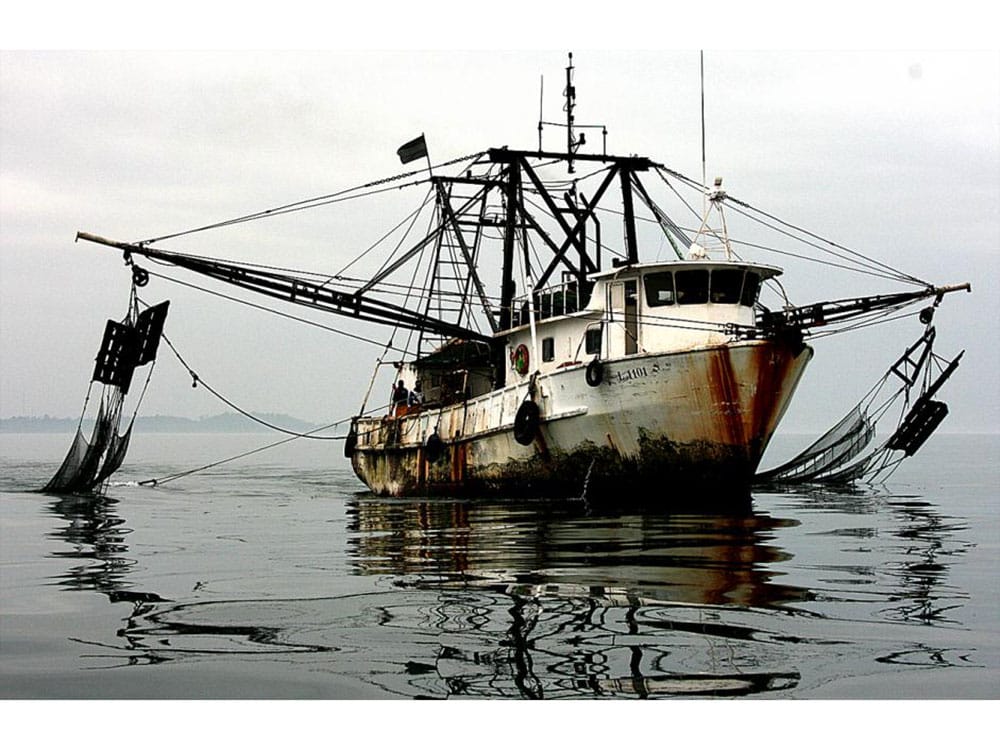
[349, 337, 812, 500]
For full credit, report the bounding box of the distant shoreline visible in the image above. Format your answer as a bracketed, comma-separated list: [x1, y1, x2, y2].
[0, 413, 323, 434]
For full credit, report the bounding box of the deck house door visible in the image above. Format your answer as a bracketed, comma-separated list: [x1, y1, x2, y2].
[608, 279, 639, 357]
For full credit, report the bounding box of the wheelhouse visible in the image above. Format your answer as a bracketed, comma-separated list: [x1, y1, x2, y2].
[497, 260, 783, 381]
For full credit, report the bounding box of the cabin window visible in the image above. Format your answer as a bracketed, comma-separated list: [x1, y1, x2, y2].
[643, 271, 675, 306]
[552, 291, 565, 316]
[741, 272, 761, 306]
[542, 337, 555, 362]
[565, 282, 579, 313]
[675, 269, 709, 305]
[585, 326, 602, 355]
[710, 269, 743, 304]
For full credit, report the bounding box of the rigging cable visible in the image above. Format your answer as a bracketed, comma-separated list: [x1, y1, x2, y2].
[653, 166, 717, 228]
[140, 267, 415, 354]
[135, 327, 412, 486]
[803, 306, 924, 340]
[410, 203, 440, 356]
[721, 196, 928, 286]
[722, 201, 927, 286]
[156, 332, 343, 440]
[139, 151, 488, 245]
[726, 237, 922, 285]
[134, 418, 355, 487]
[332, 184, 436, 280]
[651, 163, 929, 286]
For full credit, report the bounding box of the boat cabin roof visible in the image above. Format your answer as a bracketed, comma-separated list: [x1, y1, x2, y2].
[588, 259, 783, 283]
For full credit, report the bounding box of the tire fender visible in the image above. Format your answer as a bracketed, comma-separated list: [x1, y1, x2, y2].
[585, 358, 604, 387]
[425, 431, 445, 462]
[513, 400, 540, 446]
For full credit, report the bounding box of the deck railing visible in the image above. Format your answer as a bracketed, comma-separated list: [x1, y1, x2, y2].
[511, 280, 580, 328]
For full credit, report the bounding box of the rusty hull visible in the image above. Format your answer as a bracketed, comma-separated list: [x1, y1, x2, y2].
[350, 337, 812, 501]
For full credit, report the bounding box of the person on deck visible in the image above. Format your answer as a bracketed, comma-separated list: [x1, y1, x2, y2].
[408, 381, 424, 410]
[392, 380, 409, 416]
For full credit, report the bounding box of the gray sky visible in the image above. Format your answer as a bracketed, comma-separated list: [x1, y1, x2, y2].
[2, 16, 998, 435]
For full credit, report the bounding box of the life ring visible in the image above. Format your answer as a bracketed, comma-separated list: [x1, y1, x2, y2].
[510, 344, 530, 375]
[513, 400, 540, 446]
[425, 431, 445, 463]
[585, 358, 604, 387]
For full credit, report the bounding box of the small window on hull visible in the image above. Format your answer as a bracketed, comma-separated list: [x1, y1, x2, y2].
[542, 337, 555, 362]
[585, 327, 602, 355]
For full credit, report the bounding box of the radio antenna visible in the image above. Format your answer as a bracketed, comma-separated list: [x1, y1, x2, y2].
[538, 75, 544, 151]
[700, 50, 707, 212]
[565, 52, 577, 173]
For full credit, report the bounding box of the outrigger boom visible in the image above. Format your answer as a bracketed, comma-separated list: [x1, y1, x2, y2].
[74, 231, 492, 343]
[74, 231, 970, 341]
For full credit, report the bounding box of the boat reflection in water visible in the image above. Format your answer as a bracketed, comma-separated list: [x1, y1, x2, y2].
[47, 494, 170, 610]
[40, 485, 970, 698]
[46, 494, 136, 595]
[347, 495, 808, 606]
[342, 494, 808, 697]
[45, 493, 173, 663]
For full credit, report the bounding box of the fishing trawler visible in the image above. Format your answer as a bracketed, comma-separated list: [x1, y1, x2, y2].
[53, 54, 969, 500]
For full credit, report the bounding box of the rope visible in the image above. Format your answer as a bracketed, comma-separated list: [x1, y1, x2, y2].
[156, 332, 344, 440]
[131, 328, 388, 487]
[136, 422, 341, 487]
[134, 403, 400, 487]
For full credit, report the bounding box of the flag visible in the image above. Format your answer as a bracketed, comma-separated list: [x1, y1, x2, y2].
[397, 134, 428, 164]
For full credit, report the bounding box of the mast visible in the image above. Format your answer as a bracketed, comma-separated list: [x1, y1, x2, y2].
[565, 52, 577, 174]
[619, 170, 640, 265]
[499, 161, 521, 332]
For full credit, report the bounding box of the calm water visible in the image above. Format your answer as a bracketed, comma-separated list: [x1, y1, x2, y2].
[1, 431, 997, 699]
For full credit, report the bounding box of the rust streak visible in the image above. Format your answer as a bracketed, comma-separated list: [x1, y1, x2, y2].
[450, 442, 467, 484]
[706, 348, 747, 448]
[751, 344, 793, 441]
